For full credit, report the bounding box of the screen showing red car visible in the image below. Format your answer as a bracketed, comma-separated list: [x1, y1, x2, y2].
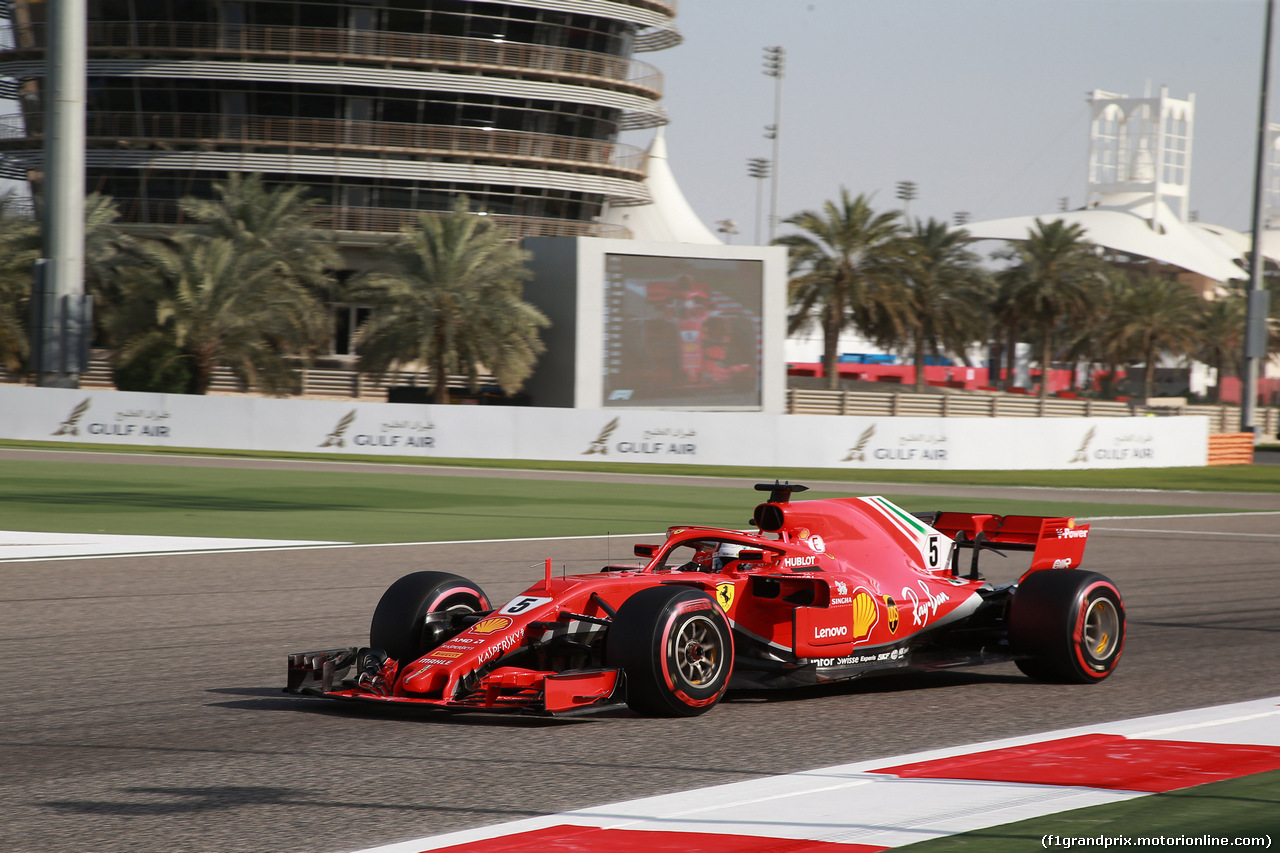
[602, 254, 763, 408]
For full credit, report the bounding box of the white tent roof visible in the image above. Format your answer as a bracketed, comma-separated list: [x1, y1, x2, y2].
[1194, 219, 1280, 268]
[602, 128, 722, 245]
[964, 194, 1247, 283]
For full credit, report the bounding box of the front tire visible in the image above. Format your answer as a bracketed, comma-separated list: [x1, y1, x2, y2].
[605, 586, 733, 717]
[370, 571, 489, 664]
[1010, 570, 1125, 683]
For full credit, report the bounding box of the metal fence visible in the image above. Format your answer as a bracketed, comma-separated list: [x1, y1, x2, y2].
[7, 21, 663, 97]
[1, 113, 647, 178]
[3, 355, 494, 401]
[785, 388, 1280, 435]
[4, 361, 1276, 434]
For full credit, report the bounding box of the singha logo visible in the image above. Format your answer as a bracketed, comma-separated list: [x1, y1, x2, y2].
[583, 417, 618, 456]
[842, 425, 876, 462]
[319, 410, 357, 448]
[52, 399, 91, 436]
[1070, 426, 1096, 464]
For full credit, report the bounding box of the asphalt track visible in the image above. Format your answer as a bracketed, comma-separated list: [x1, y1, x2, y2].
[1, 457, 1278, 853]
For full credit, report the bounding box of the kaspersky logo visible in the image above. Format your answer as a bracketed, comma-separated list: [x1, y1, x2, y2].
[1070, 426, 1096, 464]
[842, 425, 876, 462]
[583, 416, 618, 455]
[319, 410, 356, 448]
[52, 398, 91, 436]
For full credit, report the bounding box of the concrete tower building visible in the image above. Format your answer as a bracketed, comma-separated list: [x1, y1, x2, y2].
[0, 0, 679, 244]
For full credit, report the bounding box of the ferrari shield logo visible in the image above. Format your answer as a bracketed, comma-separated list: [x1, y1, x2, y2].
[715, 583, 735, 611]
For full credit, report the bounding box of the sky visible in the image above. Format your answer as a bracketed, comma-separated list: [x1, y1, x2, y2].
[624, 0, 1277, 243]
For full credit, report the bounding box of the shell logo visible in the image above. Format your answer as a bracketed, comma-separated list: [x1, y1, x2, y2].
[471, 616, 513, 634]
[852, 591, 879, 640]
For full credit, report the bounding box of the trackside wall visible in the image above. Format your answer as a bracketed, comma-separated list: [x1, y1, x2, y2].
[0, 386, 1209, 469]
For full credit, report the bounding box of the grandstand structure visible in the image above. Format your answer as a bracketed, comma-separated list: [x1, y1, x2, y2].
[965, 88, 1250, 295]
[0, 0, 683, 247]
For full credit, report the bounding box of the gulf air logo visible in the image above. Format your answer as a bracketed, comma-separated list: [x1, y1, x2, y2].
[471, 616, 513, 634]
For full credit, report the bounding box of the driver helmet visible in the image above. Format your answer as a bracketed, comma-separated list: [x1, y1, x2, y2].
[712, 542, 745, 571]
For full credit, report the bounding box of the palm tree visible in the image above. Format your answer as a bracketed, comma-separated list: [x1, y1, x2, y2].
[778, 189, 902, 390]
[0, 190, 39, 373]
[1194, 285, 1246, 403]
[110, 233, 329, 394]
[82, 193, 141, 347]
[996, 219, 1105, 399]
[177, 173, 341, 295]
[347, 197, 549, 404]
[882, 219, 993, 391]
[1111, 275, 1203, 400]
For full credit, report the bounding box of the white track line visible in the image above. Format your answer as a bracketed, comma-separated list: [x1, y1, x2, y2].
[0, 529, 337, 563]
[0, 531, 668, 563]
[1090, 527, 1280, 539]
[349, 696, 1280, 853]
[1082, 510, 1280, 521]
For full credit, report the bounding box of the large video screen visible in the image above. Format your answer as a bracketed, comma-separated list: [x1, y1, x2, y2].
[602, 254, 763, 408]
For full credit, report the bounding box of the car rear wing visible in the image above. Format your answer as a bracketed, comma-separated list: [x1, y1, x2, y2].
[913, 512, 1090, 579]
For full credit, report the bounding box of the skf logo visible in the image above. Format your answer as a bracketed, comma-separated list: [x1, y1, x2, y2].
[884, 595, 899, 633]
[319, 410, 356, 448]
[471, 616, 513, 634]
[52, 398, 91, 436]
[583, 417, 618, 455]
[842, 425, 876, 463]
[852, 591, 879, 640]
[715, 582, 735, 611]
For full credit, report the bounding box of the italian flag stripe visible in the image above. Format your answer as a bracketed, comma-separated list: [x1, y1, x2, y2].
[866, 496, 928, 539]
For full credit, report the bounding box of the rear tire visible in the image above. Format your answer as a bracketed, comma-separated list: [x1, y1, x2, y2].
[606, 586, 733, 717]
[1010, 570, 1124, 683]
[370, 571, 489, 664]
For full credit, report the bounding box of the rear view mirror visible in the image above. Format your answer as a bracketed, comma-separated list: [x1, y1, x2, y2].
[634, 544, 657, 558]
[738, 550, 765, 562]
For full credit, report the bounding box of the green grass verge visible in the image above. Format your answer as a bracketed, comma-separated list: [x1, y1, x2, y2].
[3, 439, 1280, 493]
[0, 457, 1247, 543]
[897, 769, 1280, 850]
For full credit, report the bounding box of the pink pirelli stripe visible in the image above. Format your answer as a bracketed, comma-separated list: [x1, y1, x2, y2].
[351, 697, 1280, 853]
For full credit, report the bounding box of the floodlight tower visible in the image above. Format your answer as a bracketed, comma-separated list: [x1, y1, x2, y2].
[896, 180, 917, 224]
[763, 45, 784, 242]
[748, 157, 770, 244]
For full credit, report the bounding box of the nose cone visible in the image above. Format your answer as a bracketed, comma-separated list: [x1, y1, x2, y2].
[400, 660, 450, 695]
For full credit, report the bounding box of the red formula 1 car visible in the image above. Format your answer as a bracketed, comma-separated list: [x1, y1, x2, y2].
[287, 483, 1125, 717]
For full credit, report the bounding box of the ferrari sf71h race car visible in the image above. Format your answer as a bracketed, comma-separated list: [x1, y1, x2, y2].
[287, 483, 1125, 717]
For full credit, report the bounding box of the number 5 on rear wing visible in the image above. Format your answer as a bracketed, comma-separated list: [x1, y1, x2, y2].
[913, 512, 1090, 580]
